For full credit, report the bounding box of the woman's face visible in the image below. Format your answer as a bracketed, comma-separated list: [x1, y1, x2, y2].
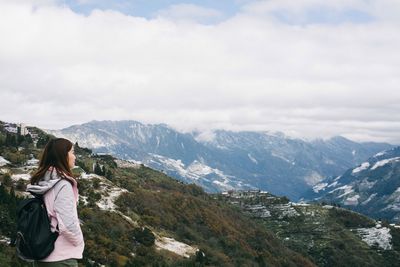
[67, 146, 76, 169]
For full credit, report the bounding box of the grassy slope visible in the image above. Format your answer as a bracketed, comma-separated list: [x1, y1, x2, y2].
[219, 192, 400, 267]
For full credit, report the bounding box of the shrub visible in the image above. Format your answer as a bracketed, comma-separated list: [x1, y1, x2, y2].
[133, 227, 155, 247]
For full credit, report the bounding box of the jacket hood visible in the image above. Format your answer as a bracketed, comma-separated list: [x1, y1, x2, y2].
[26, 169, 63, 195]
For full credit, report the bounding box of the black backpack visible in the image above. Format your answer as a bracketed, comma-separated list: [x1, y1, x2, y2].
[15, 193, 59, 261]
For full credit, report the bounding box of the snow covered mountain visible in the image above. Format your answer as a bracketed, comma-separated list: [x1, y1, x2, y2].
[306, 147, 400, 222]
[50, 120, 393, 200]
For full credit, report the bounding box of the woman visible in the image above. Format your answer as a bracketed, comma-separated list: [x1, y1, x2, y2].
[27, 138, 84, 267]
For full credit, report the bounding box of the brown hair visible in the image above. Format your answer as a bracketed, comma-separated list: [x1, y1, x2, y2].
[30, 138, 74, 185]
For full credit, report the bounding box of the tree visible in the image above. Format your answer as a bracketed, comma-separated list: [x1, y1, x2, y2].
[94, 162, 103, 176]
[0, 184, 8, 203]
[0, 133, 6, 146]
[106, 169, 113, 180]
[8, 187, 17, 219]
[17, 135, 25, 146]
[76, 159, 90, 173]
[36, 135, 50, 148]
[195, 250, 207, 265]
[132, 227, 155, 247]
[20, 134, 33, 148]
[5, 134, 17, 147]
[2, 173, 13, 187]
[92, 178, 101, 189]
[16, 179, 26, 191]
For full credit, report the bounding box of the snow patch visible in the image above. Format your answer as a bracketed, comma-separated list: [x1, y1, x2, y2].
[80, 196, 88, 205]
[155, 237, 197, 258]
[275, 204, 300, 219]
[371, 157, 400, 170]
[374, 151, 386, 157]
[85, 134, 108, 148]
[304, 171, 324, 186]
[156, 136, 160, 147]
[334, 175, 342, 181]
[194, 131, 216, 143]
[361, 193, 377, 205]
[344, 194, 360, 205]
[384, 204, 400, 211]
[115, 210, 138, 226]
[352, 162, 370, 174]
[212, 180, 235, 191]
[0, 235, 11, 245]
[96, 186, 127, 211]
[313, 182, 328, 193]
[382, 187, 400, 211]
[271, 152, 292, 164]
[149, 154, 187, 177]
[247, 153, 258, 164]
[186, 161, 214, 179]
[0, 156, 10, 167]
[324, 159, 335, 165]
[114, 159, 141, 169]
[11, 174, 31, 181]
[291, 202, 310, 207]
[149, 154, 239, 191]
[244, 204, 271, 218]
[359, 179, 376, 191]
[80, 173, 102, 180]
[386, 187, 400, 205]
[26, 158, 39, 166]
[80, 173, 127, 211]
[329, 185, 353, 198]
[356, 226, 392, 250]
[327, 181, 339, 188]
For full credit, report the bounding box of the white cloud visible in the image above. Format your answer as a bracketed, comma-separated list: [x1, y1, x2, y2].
[0, 1, 399, 144]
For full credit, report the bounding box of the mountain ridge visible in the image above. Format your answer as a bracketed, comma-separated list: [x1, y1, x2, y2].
[50, 120, 394, 200]
[304, 146, 400, 223]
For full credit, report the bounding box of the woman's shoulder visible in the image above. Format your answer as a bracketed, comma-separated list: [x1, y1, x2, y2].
[52, 178, 74, 194]
[56, 178, 72, 187]
[51, 180, 77, 206]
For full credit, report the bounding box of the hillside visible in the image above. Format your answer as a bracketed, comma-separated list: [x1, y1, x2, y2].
[219, 191, 400, 267]
[305, 147, 400, 223]
[0, 121, 314, 266]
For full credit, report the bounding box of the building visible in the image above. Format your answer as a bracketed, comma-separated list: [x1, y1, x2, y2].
[17, 123, 29, 136]
[5, 126, 18, 133]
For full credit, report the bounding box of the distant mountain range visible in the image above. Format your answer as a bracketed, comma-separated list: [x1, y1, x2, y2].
[50, 120, 394, 200]
[304, 147, 400, 222]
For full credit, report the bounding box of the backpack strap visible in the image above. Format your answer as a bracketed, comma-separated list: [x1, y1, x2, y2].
[29, 179, 65, 198]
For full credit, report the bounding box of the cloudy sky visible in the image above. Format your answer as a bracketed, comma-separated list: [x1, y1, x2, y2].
[0, 0, 399, 144]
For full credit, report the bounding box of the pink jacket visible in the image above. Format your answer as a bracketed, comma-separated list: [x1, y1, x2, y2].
[27, 169, 85, 261]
